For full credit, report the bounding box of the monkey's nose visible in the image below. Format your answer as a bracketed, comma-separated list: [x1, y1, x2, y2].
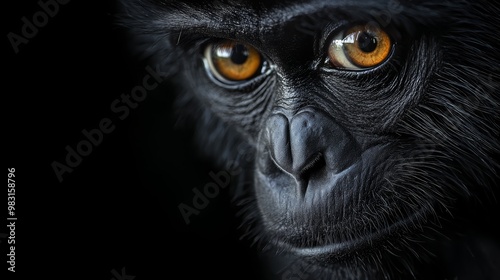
[266, 110, 360, 183]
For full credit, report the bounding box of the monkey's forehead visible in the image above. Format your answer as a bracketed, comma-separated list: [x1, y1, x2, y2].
[125, 0, 452, 42]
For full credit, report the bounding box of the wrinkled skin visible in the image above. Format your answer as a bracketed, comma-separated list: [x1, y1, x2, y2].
[119, 0, 500, 279]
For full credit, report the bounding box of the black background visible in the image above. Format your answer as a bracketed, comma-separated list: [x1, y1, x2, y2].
[4, 1, 267, 279]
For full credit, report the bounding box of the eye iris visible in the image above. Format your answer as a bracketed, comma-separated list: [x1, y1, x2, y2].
[357, 32, 377, 53]
[209, 41, 262, 81]
[345, 26, 391, 68]
[327, 24, 392, 69]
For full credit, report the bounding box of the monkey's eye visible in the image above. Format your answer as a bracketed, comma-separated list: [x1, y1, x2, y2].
[327, 24, 392, 70]
[204, 40, 263, 82]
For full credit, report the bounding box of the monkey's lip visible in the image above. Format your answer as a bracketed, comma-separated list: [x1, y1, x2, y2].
[284, 206, 427, 260]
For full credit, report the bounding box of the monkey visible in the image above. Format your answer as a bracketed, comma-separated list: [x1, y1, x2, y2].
[117, 0, 500, 279]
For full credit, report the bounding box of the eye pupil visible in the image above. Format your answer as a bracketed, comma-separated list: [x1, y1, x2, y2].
[357, 32, 377, 53]
[230, 44, 250, 64]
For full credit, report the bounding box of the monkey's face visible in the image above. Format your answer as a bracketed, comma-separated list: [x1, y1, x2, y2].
[121, 0, 500, 276]
[175, 0, 499, 263]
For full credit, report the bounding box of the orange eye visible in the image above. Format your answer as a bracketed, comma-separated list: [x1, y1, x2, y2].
[204, 40, 262, 82]
[328, 24, 392, 70]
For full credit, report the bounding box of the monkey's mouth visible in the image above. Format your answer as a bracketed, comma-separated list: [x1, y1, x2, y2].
[284, 206, 427, 262]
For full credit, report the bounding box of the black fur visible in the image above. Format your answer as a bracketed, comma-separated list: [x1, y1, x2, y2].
[117, 0, 500, 279]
